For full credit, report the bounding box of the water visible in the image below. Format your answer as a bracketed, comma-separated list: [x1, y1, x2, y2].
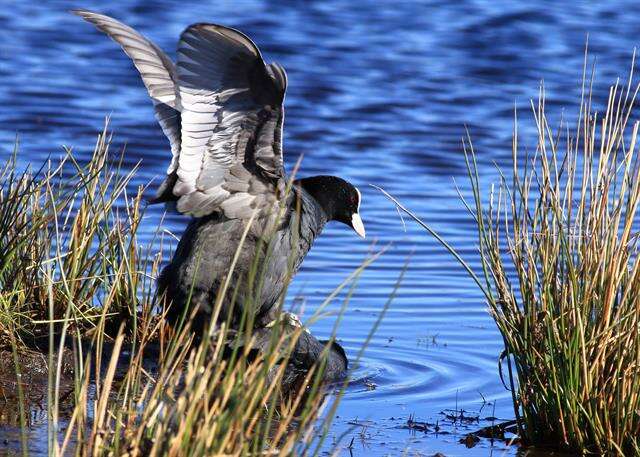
[0, 1, 637, 455]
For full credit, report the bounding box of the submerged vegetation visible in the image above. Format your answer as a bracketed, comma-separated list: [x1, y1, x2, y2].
[384, 55, 640, 454]
[0, 126, 380, 455]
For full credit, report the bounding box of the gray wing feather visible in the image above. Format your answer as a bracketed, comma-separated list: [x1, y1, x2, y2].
[75, 11, 288, 219]
[73, 10, 181, 201]
[175, 23, 287, 219]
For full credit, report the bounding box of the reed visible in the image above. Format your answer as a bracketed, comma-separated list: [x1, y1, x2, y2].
[0, 125, 381, 456]
[383, 54, 640, 454]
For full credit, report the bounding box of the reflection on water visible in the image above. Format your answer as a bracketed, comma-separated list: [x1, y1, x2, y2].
[0, 1, 636, 455]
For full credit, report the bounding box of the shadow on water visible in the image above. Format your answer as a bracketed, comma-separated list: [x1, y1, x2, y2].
[0, 1, 636, 455]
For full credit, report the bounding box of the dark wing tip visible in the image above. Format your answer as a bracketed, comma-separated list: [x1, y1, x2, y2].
[179, 22, 287, 105]
[268, 62, 288, 95]
[71, 9, 116, 29]
[70, 9, 99, 20]
[180, 22, 262, 59]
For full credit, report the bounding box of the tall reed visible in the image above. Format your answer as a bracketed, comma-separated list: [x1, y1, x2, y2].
[0, 125, 382, 456]
[382, 54, 640, 454]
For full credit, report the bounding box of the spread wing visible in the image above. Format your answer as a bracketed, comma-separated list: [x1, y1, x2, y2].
[174, 23, 287, 218]
[73, 10, 181, 201]
[75, 10, 288, 219]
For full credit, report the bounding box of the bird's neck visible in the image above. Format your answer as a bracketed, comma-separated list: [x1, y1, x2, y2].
[295, 176, 340, 221]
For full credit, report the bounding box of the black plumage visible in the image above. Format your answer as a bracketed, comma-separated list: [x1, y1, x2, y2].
[76, 10, 365, 381]
[157, 175, 360, 331]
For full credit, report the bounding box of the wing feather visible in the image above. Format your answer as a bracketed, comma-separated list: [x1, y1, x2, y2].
[74, 10, 181, 201]
[76, 11, 289, 219]
[174, 23, 288, 219]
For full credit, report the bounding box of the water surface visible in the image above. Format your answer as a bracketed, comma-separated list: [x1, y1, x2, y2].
[0, 1, 637, 455]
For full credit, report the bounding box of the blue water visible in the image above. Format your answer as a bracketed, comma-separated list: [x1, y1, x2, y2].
[0, 1, 637, 455]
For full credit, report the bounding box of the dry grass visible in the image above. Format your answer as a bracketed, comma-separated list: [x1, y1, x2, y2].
[382, 52, 640, 454]
[0, 125, 383, 456]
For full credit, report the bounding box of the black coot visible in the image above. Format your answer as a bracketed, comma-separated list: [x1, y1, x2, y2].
[76, 10, 364, 382]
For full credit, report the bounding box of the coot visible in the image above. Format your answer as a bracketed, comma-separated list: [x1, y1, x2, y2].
[75, 11, 364, 349]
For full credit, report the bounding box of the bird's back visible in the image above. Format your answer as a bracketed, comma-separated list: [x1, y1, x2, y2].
[158, 187, 329, 330]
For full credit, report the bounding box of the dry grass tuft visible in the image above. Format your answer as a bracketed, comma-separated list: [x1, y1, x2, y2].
[382, 52, 640, 454]
[0, 124, 383, 456]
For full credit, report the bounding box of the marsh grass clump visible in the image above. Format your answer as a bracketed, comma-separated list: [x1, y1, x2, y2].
[383, 56, 640, 454]
[0, 128, 141, 346]
[0, 125, 376, 455]
[468, 63, 640, 455]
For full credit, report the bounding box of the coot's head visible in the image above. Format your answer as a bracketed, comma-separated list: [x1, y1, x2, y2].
[297, 176, 365, 238]
[331, 180, 365, 238]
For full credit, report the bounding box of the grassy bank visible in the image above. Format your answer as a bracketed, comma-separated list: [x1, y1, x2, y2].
[384, 56, 640, 454]
[0, 126, 379, 456]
